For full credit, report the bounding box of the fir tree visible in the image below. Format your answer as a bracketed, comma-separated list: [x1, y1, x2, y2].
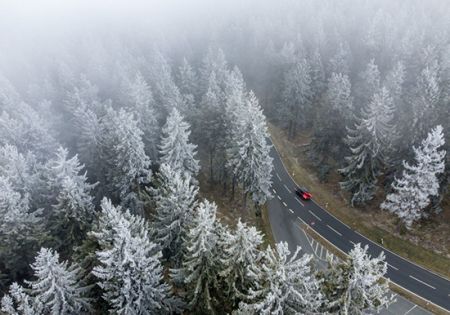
[240, 242, 323, 314]
[92, 198, 181, 314]
[47, 147, 97, 251]
[100, 107, 151, 213]
[171, 199, 220, 314]
[26, 248, 90, 315]
[218, 219, 263, 305]
[159, 108, 200, 181]
[320, 244, 394, 314]
[151, 163, 198, 261]
[339, 87, 395, 205]
[381, 125, 446, 228]
[282, 57, 313, 137]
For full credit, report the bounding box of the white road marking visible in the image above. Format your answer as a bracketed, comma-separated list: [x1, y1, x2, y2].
[297, 216, 307, 225]
[387, 263, 399, 271]
[409, 275, 436, 290]
[284, 184, 291, 193]
[276, 173, 282, 181]
[277, 195, 281, 200]
[282, 201, 287, 207]
[349, 240, 356, 246]
[288, 208, 294, 214]
[404, 305, 417, 315]
[308, 210, 322, 221]
[272, 188, 277, 194]
[326, 225, 342, 237]
[296, 198, 304, 206]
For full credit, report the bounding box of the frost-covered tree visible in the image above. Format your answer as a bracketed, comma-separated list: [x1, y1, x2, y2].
[159, 108, 200, 181]
[340, 87, 395, 205]
[148, 50, 184, 117]
[125, 72, 159, 159]
[26, 248, 90, 315]
[178, 58, 199, 117]
[227, 91, 273, 207]
[282, 57, 313, 137]
[47, 147, 96, 251]
[100, 107, 151, 213]
[384, 61, 405, 107]
[151, 163, 198, 261]
[218, 219, 263, 305]
[92, 198, 180, 314]
[328, 42, 351, 76]
[320, 244, 394, 314]
[72, 106, 102, 180]
[309, 49, 326, 97]
[312, 72, 353, 164]
[357, 59, 381, 107]
[412, 60, 441, 140]
[381, 125, 446, 228]
[171, 199, 220, 313]
[240, 242, 323, 314]
[1, 282, 42, 315]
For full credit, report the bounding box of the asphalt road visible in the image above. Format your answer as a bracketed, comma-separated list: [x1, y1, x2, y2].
[268, 145, 450, 312]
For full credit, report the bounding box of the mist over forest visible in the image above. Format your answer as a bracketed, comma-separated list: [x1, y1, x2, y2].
[0, 0, 449, 314]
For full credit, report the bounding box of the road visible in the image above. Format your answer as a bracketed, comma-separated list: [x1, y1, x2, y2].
[267, 145, 450, 313]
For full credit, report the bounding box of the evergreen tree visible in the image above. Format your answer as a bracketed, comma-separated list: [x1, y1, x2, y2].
[412, 60, 441, 141]
[381, 125, 446, 228]
[282, 57, 313, 137]
[1, 282, 43, 315]
[240, 242, 323, 314]
[29, 248, 90, 314]
[357, 59, 381, 108]
[227, 91, 273, 207]
[311, 72, 353, 165]
[309, 49, 326, 98]
[100, 107, 151, 213]
[339, 87, 395, 205]
[125, 72, 159, 160]
[218, 219, 263, 305]
[328, 42, 351, 76]
[92, 198, 180, 314]
[171, 199, 220, 314]
[151, 163, 199, 261]
[159, 108, 200, 181]
[320, 244, 394, 314]
[47, 147, 97, 251]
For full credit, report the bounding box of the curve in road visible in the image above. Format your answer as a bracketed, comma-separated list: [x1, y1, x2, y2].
[268, 144, 450, 312]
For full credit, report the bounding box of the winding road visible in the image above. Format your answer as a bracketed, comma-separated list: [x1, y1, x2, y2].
[267, 144, 450, 313]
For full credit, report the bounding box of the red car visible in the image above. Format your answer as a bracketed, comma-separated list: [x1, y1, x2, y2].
[296, 187, 312, 200]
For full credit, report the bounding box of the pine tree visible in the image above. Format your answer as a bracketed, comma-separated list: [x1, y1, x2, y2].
[309, 49, 326, 98]
[282, 57, 313, 138]
[151, 163, 198, 261]
[312, 72, 353, 164]
[412, 60, 441, 141]
[240, 242, 323, 314]
[125, 72, 159, 160]
[357, 59, 381, 108]
[199, 71, 226, 182]
[171, 199, 220, 313]
[92, 198, 180, 314]
[228, 91, 273, 207]
[148, 50, 184, 117]
[218, 219, 263, 305]
[100, 107, 151, 213]
[339, 87, 394, 205]
[159, 108, 200, 181]
[47, 147, 97, 251]
[328, 42, 351, 76]
[1, 282, 43, 315]
[381, 125, 446, 228]
[72, 105, 102, 181]
[27, 248, 90, 315]
[320, 243, 394, 314]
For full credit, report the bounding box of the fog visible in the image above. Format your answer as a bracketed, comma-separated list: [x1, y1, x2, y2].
[0, 0, 449, 313]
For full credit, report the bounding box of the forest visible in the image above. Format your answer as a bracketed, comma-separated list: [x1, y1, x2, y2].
[0, 0, 448, 314]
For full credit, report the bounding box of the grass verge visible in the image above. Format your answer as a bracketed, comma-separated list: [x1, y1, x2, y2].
[268, 122, 450, 279]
